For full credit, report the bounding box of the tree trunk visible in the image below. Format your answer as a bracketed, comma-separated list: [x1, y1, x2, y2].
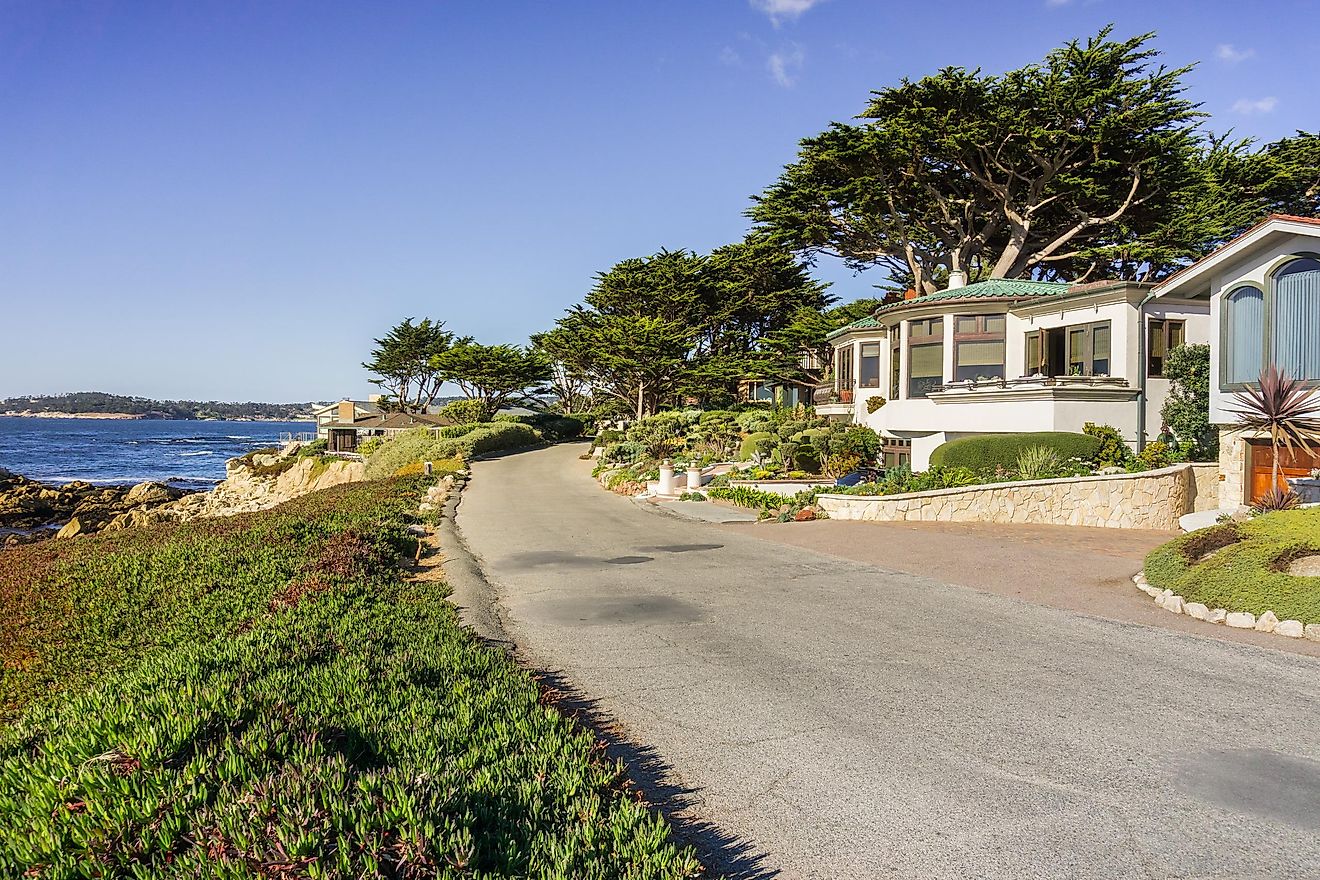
[636, 382, 645, 421]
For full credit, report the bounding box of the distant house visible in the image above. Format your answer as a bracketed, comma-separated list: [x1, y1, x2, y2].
[817, 276, 1210, 470]
[1151, 214, 1320, 506]
[315, 399, 455, 453]
[739, 351, 824, 410]
[312, 399, 382, 439]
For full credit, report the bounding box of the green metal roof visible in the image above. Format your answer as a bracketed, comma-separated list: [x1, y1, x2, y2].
[873, 278, 1070, 316]
[824, 314, 884, 340]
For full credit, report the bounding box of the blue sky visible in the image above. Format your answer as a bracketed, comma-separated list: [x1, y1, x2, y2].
[2, 0, 1315, 402]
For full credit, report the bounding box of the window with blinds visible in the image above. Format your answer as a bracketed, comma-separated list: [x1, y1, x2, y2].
[953, 314, 1006, 381]
[907, 318, 943, 397]
[1147, 319, 1185, 377]
[859, 343, 882, 387]
[1273, 258, 1320, 381]
[1225, 286, 1264, 385]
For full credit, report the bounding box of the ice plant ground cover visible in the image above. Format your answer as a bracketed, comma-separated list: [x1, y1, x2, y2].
[1144, 507, 1320, 625]
[0, 477, 701, 878]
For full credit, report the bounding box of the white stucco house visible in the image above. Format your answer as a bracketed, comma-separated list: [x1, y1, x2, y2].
[816, 276, 1210, 470]
[1151, 214, 1320, 507]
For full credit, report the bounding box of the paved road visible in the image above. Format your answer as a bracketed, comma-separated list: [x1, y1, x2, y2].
[457, 444, 1320, 880]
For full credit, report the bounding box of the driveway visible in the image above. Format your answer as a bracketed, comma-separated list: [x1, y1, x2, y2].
[456, 443, 1320, 880]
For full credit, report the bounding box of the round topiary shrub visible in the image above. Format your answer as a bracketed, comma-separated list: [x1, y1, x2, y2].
[739, 431, 776, 461]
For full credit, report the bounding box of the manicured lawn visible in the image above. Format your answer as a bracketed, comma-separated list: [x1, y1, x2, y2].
[1144, 508, 1320, 624]
[0, 478, 701, 878]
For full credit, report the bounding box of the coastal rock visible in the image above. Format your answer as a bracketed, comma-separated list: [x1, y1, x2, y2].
[125, 481, 179, 506]
[56, 517, 85, 539]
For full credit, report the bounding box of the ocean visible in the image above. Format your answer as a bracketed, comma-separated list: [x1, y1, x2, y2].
[0, 418, 316, 490]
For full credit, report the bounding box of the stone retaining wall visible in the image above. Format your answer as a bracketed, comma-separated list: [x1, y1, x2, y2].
[1189, 464, 1220, 513]
[816, 465, 1199, 530]
[729, 479, 835, 496]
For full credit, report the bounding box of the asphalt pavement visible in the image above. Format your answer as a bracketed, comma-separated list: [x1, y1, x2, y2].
[454, 443, 1320, 880]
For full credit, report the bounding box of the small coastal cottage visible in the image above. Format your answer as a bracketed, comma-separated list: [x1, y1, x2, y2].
[816, 275, 1210, 470]
[1151, 214, 1320, 506]
[315, 399, 454, 453]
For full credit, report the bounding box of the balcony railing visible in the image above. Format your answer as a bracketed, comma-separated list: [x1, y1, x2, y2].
[813, 386, 853, 405]
[932, 375, 1131, 394]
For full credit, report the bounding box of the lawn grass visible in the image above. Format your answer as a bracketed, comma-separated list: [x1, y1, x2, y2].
[1144, 507, 1320, 624]
[0, 478, 702, 878]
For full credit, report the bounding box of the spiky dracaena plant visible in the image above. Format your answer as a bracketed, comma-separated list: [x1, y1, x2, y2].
[1228, 365, 1320, 507]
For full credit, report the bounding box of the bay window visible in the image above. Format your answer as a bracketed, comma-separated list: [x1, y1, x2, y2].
[953, 314, 1006, 381]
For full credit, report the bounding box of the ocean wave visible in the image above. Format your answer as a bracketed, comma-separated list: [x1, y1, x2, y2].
[177, 451, 214, 457]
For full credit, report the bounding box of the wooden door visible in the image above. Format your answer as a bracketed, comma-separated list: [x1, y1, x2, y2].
[1248, 442, 1320, 502]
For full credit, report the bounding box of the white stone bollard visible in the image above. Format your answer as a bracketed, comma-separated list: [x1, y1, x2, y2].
[686, 467, 703, 491]
[658, 460, 676, 496]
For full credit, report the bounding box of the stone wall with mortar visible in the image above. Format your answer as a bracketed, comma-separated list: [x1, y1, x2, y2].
[1217, 427, 1248, 509]
[816, 465, 1198, 530]
[1189, 464, 1220, 513]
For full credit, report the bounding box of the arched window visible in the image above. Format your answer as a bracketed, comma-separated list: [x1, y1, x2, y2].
[1273, 258, 1320, 380]
[1225, 286, 1264, 384]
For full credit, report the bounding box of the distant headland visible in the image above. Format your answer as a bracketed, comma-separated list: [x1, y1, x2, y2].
[1, 392, 319, 421]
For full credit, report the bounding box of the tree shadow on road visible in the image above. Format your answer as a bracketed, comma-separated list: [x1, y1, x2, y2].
[533, 667, 778, 880]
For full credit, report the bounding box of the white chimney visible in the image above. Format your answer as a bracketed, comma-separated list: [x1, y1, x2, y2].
[947, 270, 967, 290]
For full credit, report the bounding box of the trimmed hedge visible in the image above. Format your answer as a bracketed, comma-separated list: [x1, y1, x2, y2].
[928, 432, 1102, 473]
[1144, 508, 1320, 624]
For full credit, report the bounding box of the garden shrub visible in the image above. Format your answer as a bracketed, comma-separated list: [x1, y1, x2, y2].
[437, 397, 489, 423]
[1083, 422, 1132, 468]
[734, 409, 774, 433]
[928, 432, 1101, 473]
[1016, 445, 1063, 481]
[833, 465, 981, 496]
[866, 396, 887, 414]
[354, 436, 383, 457]
[793, 445, 822, 473]
[1161, 343, 1218, 461]
[738, 431, 777, 461]
[365, 424, 538, 478]
[603, 441, 646, 464]
[1132, 440, 1174, 471]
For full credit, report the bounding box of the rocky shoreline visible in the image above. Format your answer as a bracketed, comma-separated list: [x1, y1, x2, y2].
[0, 443, 365, 548]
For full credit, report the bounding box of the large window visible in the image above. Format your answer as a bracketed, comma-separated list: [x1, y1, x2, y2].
[1274, 258, 1320, 380]
[953, 314, 1006, 381]
[1225, 286, 1264, 384]
[1067, 322, 1110, 376]
[907, 318, 943, 397]
[1147, 319, 1185, 377]
[836, 345, 854, 390]
[1026, 320, 1110, 377]
[859, 343, 882, 387]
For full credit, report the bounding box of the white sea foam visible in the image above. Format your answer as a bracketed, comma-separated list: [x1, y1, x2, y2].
[178, 451, 214, 457]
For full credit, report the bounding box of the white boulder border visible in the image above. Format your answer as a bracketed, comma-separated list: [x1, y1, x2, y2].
[1133, 571, 1320, 643]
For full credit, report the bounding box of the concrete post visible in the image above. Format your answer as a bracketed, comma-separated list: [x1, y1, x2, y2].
[686, 466, 703, 491]
[658, 460, 676, 496]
